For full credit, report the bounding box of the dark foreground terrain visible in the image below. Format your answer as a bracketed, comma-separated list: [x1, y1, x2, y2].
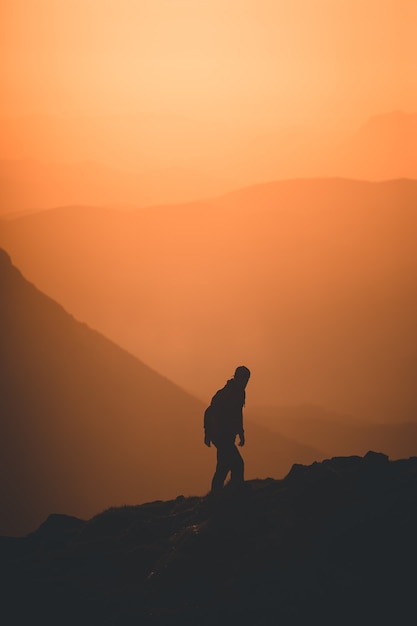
[1, 452, 416, 626]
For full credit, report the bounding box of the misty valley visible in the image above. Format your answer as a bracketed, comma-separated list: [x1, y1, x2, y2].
[1, 177, 417, 539]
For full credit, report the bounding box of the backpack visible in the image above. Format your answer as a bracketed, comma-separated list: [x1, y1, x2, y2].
[204, 404, 218, 440]
[204, 393, 229, 441]
[204, 380, 244, 442]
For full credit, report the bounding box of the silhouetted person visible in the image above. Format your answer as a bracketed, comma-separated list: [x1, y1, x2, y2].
[204, 366, 251, 491]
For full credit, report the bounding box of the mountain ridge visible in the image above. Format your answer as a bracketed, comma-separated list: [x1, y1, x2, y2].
[1, 111, 416, 215]
[1, 178, 416, 417]
[1, 451, 416, 625]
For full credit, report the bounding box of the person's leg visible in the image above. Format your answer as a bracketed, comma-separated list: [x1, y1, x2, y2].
[229, 444, 244, 485]
[211, 444, 231, 491]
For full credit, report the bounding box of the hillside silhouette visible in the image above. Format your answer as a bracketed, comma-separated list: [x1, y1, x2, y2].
[1, 452, 416, 625]
[0, 250, 322, 536]
[1, 178, 416, 421]
[0, 248, 206, 534]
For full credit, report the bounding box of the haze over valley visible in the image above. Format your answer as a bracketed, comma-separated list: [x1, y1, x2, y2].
[1, 177, 416, 423]
[2, 246, 417, 536]
[1, 249, 330, 535]
[2, 111, 417, 537]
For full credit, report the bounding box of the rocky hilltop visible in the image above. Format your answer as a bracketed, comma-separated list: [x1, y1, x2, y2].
[2, 451, 416, 625]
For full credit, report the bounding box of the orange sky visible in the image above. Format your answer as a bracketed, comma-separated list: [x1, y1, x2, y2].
[1, 0, 416, 129]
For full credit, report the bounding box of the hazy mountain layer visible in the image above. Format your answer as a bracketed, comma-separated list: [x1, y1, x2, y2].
[1, 112, 416, 214]
[1, 178, 416, 421]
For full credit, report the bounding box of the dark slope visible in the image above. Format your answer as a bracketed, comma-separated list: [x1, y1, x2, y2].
[1, 452, 416, 626]
[0, 250, 322, 535]
[0, 248, 208, 534]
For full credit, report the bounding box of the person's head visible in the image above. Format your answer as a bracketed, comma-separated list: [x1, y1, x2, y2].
[233, 365, 251, 388]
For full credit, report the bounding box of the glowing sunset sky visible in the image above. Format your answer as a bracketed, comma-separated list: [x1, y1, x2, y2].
[1, 0, 416, 128]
